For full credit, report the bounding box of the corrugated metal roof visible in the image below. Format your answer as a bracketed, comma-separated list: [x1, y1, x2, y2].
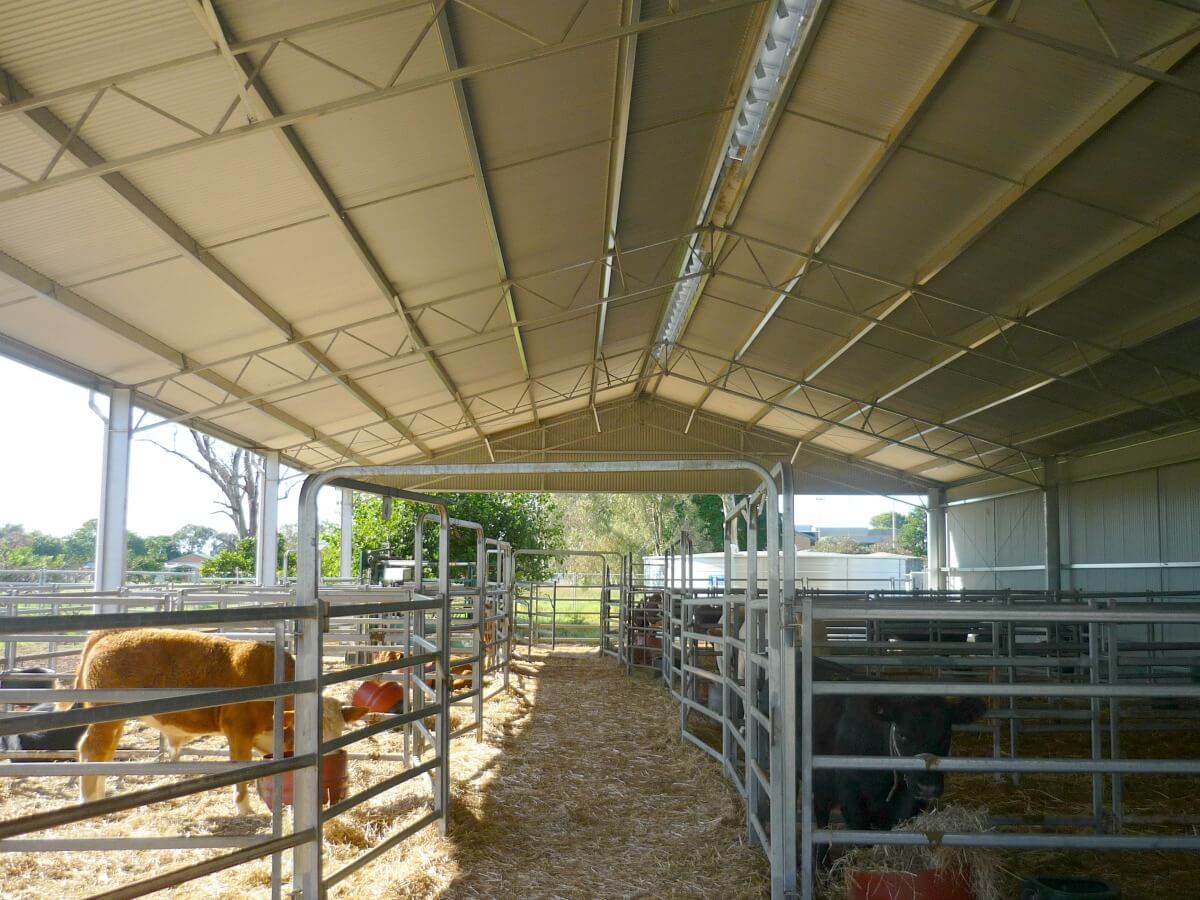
[0, 0, 209, 94]
[0, 0, 1196, 492]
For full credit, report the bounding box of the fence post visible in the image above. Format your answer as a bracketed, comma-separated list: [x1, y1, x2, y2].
[293, 476, 325, 896]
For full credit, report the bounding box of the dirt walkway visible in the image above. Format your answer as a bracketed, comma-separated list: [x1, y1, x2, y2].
[387, 646, 769, 899]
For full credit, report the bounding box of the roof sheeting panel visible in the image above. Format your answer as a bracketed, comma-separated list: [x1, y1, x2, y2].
[0, 293, 171, 384]
[0, 0, 209, 94]
[785, 0, 965, 138]
[904, 26, 1128, 181]
[82, 256, 281, 362]
[347, 178, 497, 306]
[120, 132, 324, 247]
[207, 217, 392, 334]
[818, 147, 1009, 283]
[451, 0, 618, 169]
[0, 180, 169, 286]
[730, 110, 884, 252]
[1037, 56, 1200, 223]
[487, 142, 609, 279]
[434, 334, 527, 400]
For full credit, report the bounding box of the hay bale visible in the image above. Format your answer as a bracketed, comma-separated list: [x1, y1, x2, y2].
[821, 805, 1003, 900]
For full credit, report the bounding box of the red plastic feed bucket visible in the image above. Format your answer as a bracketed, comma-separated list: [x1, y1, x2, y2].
[352, 679, 404, 713]
[846, 869, 974, 900]
[257, 750, 349, 808]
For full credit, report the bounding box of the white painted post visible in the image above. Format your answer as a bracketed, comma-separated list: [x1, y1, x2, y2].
[95, 388, 132, 606]
[256, 450, 280, 587]
[927, 487, 948, 590]
[339, 488, 354, 580]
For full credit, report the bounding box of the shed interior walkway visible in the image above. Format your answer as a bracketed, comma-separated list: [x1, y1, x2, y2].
[394, 646, 769, 899]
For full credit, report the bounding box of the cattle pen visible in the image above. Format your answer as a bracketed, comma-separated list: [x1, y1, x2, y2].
[3, 0, 1200, 896]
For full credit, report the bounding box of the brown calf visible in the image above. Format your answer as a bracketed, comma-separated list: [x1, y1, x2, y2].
[71, 628, 367, 814]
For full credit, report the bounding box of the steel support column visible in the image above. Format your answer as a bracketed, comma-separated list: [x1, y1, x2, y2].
[339, 488, 354, 580]
[1044, 457, 1062, 594]
[255, 450, 280, 587]
[95, 387, 132, 601]
[927, 487, 947, 590]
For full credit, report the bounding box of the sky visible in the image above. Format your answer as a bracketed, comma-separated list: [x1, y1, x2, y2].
[0, 356, 921, 539]
[0, 356, 338, 538]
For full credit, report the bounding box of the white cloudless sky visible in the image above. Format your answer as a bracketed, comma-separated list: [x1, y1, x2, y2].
[0, 356, 922, 539]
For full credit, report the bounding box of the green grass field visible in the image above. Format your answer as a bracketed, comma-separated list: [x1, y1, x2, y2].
[515, 584, 615, 642]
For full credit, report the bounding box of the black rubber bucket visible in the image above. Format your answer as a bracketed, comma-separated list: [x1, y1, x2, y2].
[1019, 876, 1120, 900]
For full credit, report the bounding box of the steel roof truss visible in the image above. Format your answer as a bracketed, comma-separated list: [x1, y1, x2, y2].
[906, 0, 1200, 95]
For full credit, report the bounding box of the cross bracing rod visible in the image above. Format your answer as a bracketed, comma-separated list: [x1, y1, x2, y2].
[679, 2, 999, 422]
[255, 329, 1038, 484]
[0, 57, 431, 456]
[435, 7, 538, 427]
[664, 344, 1039, 482]
[0, 0, 766, 207]
[738, 29, 1200, 433]
[769, 184, 1200, 452]
[903, 0, 1200, 96]
[713, 228, 1200, 426]
[829, 50, 1200, 415]
[710, 263, 1200, 436]
[194, 3, 480, 454]
[127, 228, 710, 395]
[119, 221, 1200, 453]
[127, 280, 690, 440]
[0, 1, 433, 122]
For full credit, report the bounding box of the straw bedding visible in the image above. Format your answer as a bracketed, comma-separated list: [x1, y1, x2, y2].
[0, 646, 769, 898]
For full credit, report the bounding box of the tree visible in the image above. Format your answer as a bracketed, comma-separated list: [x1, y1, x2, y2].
[62, 520, 97, 567]
[687, 495, 725, 552]
[870, 511, 904, 532]
[173, 524, 218, 555]
[558, 493, 704, 561]
[147, 431, 261, 539]
[896, 509, 928, 557]
[201, 537, 258, 578]
[323, 492, 563, 582]
[814, 536, 869, 554]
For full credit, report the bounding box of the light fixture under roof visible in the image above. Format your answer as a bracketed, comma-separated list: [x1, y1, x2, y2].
[653, 0, 816, 366]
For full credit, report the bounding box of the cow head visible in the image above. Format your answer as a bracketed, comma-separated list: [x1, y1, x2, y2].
[276, 698, 370, 752]
[870, 696, 986, 801]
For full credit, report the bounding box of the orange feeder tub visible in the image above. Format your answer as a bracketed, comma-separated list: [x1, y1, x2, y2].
[257, 750, 349, 808]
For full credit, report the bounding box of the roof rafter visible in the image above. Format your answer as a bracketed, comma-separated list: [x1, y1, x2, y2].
[192, 3, 447, 456]
[436, 6, 538, 436]
[590, 0, 641, 413]
[742, 32, 1200, 436]
[0, 0, 764, 208]
[905, 0, 1200, 96]
[681, 0, 996, 427]
[0, 55, 431, 458]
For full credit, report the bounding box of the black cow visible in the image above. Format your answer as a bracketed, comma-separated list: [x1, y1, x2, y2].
[814, 694, 987, 833]
[1, 702, 85, 758]
[0, 666, 58, 695]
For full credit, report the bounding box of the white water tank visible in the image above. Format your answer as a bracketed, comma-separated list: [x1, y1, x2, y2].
[642, 551, 912, 589]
